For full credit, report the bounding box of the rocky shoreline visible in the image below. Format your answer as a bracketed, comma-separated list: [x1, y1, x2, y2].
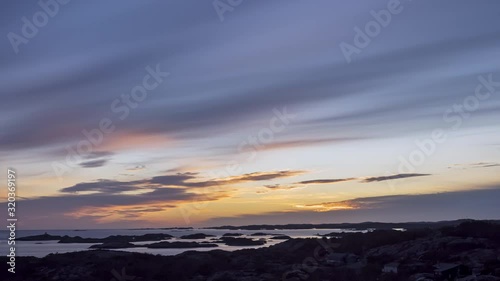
[2, 221, 500, 281]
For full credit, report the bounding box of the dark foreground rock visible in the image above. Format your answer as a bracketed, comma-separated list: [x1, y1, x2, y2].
[0, 239, 322, 281]
[3, 221, 500, 281]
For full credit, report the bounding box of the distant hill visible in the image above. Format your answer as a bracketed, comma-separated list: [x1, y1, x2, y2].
[206, 219, 500, 230]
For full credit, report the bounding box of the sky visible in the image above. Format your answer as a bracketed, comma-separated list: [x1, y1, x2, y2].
[1, 0, 500, 229]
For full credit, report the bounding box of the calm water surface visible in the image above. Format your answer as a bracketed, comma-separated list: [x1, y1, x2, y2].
[0, 228, 363, 257]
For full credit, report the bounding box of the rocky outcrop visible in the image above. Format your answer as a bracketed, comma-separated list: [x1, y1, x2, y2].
[58, 236, 102, 243]
[18, 233, 63, 241]
[271, 235, 291, 240]
[57, 233, 173, 244]
[89, 242, 137, 249]
[146, 241, 219, 249]
[250, 233, 279, 237]
[180, 233, 216, 239]
[222, 233, 244, 237]
[19, 233, 174, 243]
[218, 237, 267, 246]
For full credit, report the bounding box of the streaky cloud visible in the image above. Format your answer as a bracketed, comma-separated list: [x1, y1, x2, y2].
[79, 159, 109, 168]
[362, 173, 431, 183]
[298, 178, 356, 185]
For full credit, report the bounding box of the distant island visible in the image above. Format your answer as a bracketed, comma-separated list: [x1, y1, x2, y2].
[205, 219, 500, 230]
